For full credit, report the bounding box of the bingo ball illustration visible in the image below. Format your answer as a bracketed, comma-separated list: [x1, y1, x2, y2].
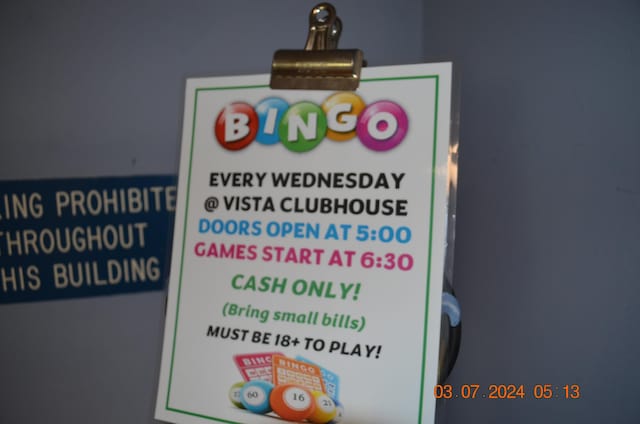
[240, 380, 273, 414]
[228, 381, 245, 408]
[270, 383, 316, 421]
[329, 399, 344, 423]
[307, 391, 337, 423]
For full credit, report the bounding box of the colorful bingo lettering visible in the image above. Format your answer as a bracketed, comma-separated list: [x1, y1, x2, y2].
[214, 92, 409, 152]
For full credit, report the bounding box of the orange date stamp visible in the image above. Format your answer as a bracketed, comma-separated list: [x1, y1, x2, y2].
[434, 384, 581, 399]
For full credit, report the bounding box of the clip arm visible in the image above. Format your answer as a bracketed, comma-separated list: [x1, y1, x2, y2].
[304, 4, 342, 51]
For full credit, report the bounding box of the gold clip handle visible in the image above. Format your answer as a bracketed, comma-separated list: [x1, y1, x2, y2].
[304, 3, 342, 51]
[270, 2, 364, 91]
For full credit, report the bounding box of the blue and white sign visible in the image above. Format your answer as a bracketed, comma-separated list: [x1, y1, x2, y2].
[0, 175, 176, 304]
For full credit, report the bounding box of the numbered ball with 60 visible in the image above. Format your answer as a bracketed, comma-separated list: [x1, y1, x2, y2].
[239, 380, 273, 414]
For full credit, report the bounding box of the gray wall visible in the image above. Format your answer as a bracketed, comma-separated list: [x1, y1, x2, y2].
[423, 1, 640, 423]
[0, 0, 638, 423]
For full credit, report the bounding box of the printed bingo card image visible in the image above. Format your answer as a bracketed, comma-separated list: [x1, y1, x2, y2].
[155, 63, 454, 424]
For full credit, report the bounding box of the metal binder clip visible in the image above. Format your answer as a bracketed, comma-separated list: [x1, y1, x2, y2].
[270, 3, 365, 90]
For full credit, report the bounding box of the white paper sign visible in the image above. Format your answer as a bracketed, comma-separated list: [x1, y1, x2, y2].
[156, 63, 453, 424]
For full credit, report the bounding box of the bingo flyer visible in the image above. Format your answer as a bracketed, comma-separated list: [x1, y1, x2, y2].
[155, 63, 454, 424]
